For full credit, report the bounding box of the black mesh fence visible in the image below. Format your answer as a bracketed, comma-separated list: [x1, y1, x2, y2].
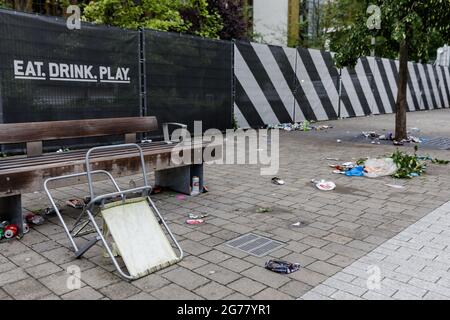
[144, 30, 233, 138]
[0, 9, 140, 151]
[0, 10, 234, 152]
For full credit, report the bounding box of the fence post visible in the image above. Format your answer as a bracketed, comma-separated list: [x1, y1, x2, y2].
[231, 40, 236, 129]
[337, 68, 342, 118]
[292, 46, 299, 123]
[138, 28, 147, 118]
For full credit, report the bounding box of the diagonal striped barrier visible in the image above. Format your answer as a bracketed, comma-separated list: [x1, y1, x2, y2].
[234, 41, 450, 128]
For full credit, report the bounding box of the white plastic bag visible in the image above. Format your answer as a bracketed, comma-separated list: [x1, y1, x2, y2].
[363, 158, 398, 178]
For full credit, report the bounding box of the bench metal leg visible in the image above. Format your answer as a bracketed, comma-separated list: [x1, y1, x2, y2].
[0, 194, 24, 237]
[155, 164, 204, 195]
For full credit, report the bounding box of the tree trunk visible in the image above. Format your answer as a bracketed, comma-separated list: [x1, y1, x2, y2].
[394, 31, 409, 141]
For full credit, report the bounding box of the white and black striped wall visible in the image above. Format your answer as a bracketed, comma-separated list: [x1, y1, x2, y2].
[234, 41, 450, 128]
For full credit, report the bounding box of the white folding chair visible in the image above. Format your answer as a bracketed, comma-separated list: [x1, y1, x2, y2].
[44, 144, 183, 280]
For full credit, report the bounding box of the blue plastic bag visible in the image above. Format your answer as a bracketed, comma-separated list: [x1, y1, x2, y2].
[345, 166, 365, 177]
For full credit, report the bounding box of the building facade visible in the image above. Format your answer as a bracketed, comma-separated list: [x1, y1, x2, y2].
[247, 0, 299, 47]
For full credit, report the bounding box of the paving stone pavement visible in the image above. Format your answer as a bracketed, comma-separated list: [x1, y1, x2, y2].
[1, 110, 450, 300]
[300, 200, 450, 300]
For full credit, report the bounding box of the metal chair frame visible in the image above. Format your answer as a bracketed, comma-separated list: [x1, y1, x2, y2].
[44, 144, 183, 280]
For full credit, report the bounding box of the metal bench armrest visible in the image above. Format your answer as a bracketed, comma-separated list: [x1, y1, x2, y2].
[162, 122, 188, 143]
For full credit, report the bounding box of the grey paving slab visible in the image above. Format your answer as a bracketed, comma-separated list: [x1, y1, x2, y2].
[300, 200, 450, 300]
[2, 110, 450, 299]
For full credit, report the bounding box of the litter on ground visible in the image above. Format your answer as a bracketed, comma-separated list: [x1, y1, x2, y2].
[271, 177, 285, 185]
[24, 212, 45, 226]
[311, 179, 336, 191]
[66, 198, 84, 209]
[386, 184, 405, 189]
[291, 221, 306, 228]
[256, 207, 273, 213]
[265, 260, 301, 274]
[188, 213, 209, 219]
[329, 148, 449, 179]
[361, 131, 421, 144]
[268, 121, 333, 132]
[364, 158, 398, 178]
[186, 219, 204, 225]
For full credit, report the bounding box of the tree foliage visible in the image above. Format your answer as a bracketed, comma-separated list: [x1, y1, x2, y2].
[207, 0, 250, 40]
[328, 0, 450, 68]
[328, 0, 450, 141]
[0, 0, 30, 11]
[0, 0, 9, 8]
[82, 0, 223, 38]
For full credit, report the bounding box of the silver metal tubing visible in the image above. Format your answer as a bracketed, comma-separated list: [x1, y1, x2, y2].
[44, 170, 123, 252]
[84, 209, 134, 281]
[147, 196, 183, 260]
[84, 186, 152, 211]
[70, 170, 122, 233]
[85, 144, 148, 200]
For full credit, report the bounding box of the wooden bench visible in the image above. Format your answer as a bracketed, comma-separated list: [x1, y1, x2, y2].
[0, 117, 205, 236]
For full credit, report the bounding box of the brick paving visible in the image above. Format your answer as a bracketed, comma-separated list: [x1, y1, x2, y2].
[301, 200, 450, 300]
[1, 109, 450, 300]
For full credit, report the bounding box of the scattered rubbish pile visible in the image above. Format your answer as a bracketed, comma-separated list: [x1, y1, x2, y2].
[0, 212, 46, 240]
[0, 221, 19, 239]
[268, 120, 333, 132]
[265, 260, 300, 274]
[361, 130, 421, 145]
[329, 148, 449, 179]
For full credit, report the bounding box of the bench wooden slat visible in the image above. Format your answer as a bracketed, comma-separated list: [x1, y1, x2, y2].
[0, 142, 206, 196]
[0, 141, 170, 167]
[0, 141, 207, 173]
[0, 117, 158, 144]
[0, 143, 176, 170]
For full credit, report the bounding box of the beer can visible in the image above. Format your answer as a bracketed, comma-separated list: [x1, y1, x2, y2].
[23, 223, 30, 234]
[4, 224, 18, 239]
[191, 176, 200, 196]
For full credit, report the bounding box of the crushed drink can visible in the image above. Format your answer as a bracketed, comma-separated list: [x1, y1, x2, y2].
[24, 213, 45, 225]
[23, 223, 30, 234]
[4, 224, 18, 239]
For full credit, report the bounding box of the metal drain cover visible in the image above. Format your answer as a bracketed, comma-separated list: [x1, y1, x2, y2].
[225, 233, 285, 257]
[421, 137, 450, 150]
